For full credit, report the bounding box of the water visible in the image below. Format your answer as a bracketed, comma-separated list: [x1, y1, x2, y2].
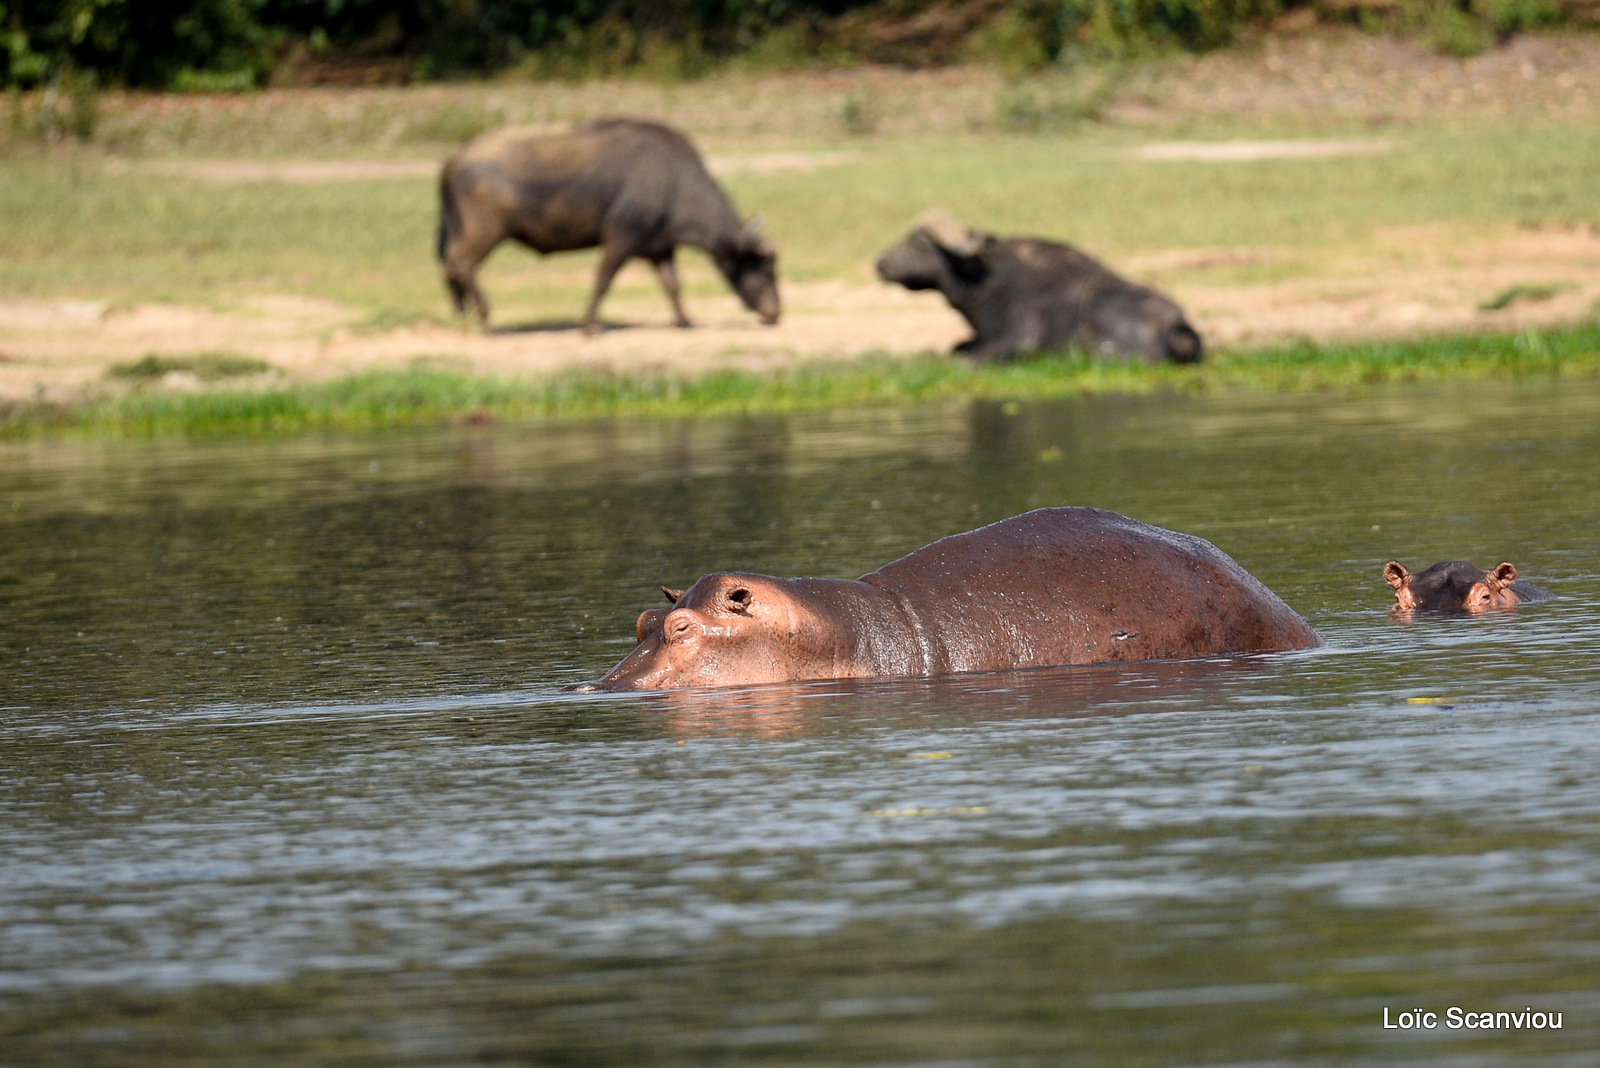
[3, 381, 1599, 1064]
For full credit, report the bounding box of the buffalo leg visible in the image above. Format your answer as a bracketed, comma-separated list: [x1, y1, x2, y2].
[582, 242, 632, 335]
[441, 227, 500, 328]
[652, 254, 692, 328]
[960, 315, 1042, 361]
[957, 335, 1022, 362]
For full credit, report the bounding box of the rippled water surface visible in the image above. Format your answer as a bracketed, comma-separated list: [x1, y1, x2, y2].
[4, 381, 1599, 1064]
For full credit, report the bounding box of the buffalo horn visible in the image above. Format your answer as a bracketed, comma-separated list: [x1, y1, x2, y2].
[915, 209, 981, 257]
[740, 216, 773, 254]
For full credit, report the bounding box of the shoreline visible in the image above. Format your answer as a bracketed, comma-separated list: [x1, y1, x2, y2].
[7, 33, 1599, 436]
[4, 324, 1597, 439]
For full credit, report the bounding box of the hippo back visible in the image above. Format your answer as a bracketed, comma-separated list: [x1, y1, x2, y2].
[860, 507, 1319, 672]
[1511, 581, 1557, 603]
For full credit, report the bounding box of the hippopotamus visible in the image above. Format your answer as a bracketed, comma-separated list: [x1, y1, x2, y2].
[1383, 560, 1556, 614]
[570, 508, 1321, 693]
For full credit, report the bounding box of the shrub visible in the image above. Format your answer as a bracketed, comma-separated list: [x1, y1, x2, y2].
[1, 1, 1591, 92]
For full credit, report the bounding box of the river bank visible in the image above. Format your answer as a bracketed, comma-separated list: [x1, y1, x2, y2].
[5, 29, 1600, 434]
[5, 325, 1597, 437]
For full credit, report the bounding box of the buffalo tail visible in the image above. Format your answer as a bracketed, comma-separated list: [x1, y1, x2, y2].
[1165, 323, 1203, 364]
[436, 174, 458, 263]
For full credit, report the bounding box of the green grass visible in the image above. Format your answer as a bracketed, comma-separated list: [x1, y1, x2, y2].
[107, 352, 277, 380]
[7, 325, 1598, 438]
[4, 120, 1600, 318]
[1477, 282, 1573, 312]
[5, 76, 1600, 439]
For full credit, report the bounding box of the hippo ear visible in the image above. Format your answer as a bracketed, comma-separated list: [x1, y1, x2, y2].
[1487, 562, 1516, 590]
[661, 586, 683, 604]
[636, 608, 668, 643]
[916, 209, 982, 258]
[1383, 561, 1410, 590]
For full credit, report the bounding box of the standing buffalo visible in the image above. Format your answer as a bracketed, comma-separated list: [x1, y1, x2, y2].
[437, 119, 780, 332]
[570, 507, 1320, 693]
[1383, 560, 1555, 614]
[875, 211, 1202, 363]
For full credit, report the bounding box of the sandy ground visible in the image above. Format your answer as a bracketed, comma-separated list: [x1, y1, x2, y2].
[0, 282, 967, 402]
[5, 215, 1599, 404]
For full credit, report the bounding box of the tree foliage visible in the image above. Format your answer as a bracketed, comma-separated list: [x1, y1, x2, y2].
[0, 0, 1587, 89]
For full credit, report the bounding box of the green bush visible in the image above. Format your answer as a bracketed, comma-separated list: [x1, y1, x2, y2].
[1426, 3, 1497, 56]
[402, 104, 505, 145]
[108, 353, 277, 381]
[965, 10, 1055, 72]
[0, 1, 1591, 92]
[6, 69, 98, 141]
[1473, 0, 1563, 36]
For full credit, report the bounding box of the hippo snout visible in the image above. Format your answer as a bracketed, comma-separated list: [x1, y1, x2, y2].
[563, 672, 655, 694]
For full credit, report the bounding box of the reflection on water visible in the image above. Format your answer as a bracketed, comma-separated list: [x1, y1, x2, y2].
[3, 380, 1599, 1063]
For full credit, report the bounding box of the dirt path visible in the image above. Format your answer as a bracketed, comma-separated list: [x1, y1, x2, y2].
[5, 218, 1598, 404]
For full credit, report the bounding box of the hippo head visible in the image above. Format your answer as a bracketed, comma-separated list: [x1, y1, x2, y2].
[715, 219, 781, 325]
[875, 210, 990, 294]
[1383, 560, 1521, 614]
[569, 573, 837, 692]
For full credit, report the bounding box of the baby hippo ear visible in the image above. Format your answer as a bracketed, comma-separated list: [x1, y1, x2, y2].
[1383, 561, 1410, 590]
[661, 586, 683, 604]
[1487, 562, 1517, 590]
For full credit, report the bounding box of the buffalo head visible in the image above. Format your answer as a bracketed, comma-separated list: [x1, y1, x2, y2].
[874, 210, 990, 294]
[715, 218, 781, 325]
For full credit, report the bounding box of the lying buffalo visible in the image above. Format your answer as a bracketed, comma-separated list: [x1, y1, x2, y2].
[1383, 559, 1555, 614]
[437, 119, 780, 331]
[875, 211, 1202, 363]
[570, 507, 1320, 692]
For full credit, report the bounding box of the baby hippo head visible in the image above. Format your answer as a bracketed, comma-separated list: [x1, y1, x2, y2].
[573, 573, 834, 692]
[1383, 560, 1521, 614]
